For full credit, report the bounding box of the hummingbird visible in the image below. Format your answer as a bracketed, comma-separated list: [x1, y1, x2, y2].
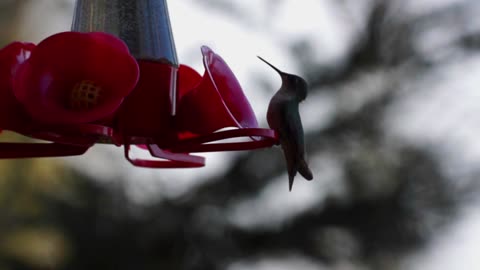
[258, 56, 313, 191]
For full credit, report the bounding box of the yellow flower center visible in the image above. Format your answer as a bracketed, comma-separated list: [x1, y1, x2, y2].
[69, 80, 102, 110]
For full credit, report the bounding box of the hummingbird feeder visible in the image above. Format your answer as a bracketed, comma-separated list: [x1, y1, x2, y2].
[0, 0, 278, 168]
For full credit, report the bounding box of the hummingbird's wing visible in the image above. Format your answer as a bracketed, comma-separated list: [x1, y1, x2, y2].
[279, 103, 304, 159]
[278, 104, 313, 190]
[285, 106, 312, 180]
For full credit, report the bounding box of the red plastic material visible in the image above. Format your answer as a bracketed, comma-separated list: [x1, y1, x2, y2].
[124, 143, 205, 168]
[168, 128, 277, 153]
[0, 42, 35, 132]
[0, 33, 278, 167]
[29, 123, 119, 146]
[12, 32, 139, 124]
[0, 142, 91, 158]
[176, 46, 258, 134]
[117, 60, 176, 139]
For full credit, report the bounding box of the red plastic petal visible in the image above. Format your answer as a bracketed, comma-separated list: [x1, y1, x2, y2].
[12, 32, 139, 124]
[0, 42, 35, 131]
[176, 46, 258, 134]
[201, 46, 258, 128]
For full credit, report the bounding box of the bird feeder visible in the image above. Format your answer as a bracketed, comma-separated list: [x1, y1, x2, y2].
[0, 0, 277, 168]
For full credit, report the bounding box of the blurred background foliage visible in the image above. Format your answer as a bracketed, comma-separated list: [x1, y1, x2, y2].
[1, 0, 480, 269]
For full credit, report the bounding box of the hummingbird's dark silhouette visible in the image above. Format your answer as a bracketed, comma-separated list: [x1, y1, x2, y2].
[258, 56, 313, 191]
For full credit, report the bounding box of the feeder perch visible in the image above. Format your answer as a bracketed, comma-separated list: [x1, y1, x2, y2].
[0, 0, 278, 168]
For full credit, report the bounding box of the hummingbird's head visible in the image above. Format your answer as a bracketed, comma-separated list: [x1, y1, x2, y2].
[284, 73, 308, 101]
[258, 56, 309, 101]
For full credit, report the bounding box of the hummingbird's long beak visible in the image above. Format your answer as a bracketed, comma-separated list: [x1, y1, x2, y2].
[257, 56, 285, 76]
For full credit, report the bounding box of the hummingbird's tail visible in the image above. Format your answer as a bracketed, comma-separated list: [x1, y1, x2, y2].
[299, 159, 313, 181]
[283, 146, 313, 191]
[286, 159, 313, 191]
[288, 174, 295, 192]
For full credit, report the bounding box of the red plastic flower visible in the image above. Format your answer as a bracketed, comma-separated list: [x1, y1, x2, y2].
[168, 46, 276, 152]
[12, 32, 139, 124]
[0, 41, 91, 158]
